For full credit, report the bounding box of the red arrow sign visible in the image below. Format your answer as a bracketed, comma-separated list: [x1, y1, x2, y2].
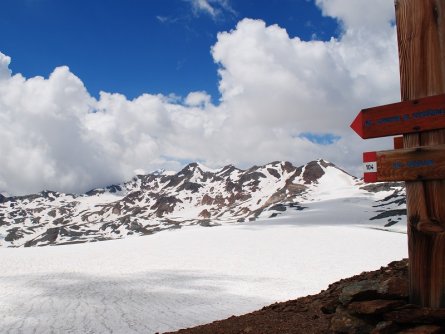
[362, 144, 445, 183]
[351, 93, 445, 139]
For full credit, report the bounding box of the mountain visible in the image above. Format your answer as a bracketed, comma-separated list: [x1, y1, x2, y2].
[0, 159, 406, 247]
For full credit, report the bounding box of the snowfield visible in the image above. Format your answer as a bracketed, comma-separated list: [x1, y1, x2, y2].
[0, 218, 407, 334]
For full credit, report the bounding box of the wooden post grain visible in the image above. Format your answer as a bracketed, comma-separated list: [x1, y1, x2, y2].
[396, 0, 445, 307]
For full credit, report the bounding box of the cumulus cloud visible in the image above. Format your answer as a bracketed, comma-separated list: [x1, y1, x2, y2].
[209, 11, 399, 170]
[185, 91, 212, 107]
[316, 0, 395, 29]
[0, 65, 115, 195]
[0, 0, 401, 194]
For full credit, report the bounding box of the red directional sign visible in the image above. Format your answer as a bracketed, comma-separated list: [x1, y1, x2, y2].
[362, 144, 445, 183]
[351, 93, 445, 139]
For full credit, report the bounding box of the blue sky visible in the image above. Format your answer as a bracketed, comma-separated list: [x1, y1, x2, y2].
[0, 0, 399, 194]
[1, 0, 338, 102]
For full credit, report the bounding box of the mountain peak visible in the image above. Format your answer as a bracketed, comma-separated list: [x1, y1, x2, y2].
[182, 162, 213, 172]
[302, 160, 326, 184]
[300, 159, 351, 185]
[152, 168, 166, 176]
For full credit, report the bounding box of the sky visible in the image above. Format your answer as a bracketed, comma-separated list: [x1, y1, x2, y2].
[0, 0, 400, 195]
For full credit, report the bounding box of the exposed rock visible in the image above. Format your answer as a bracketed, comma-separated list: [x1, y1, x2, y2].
[85, 188, 105, 196]
[339, 280, 382, 305]
[348, 299, 406, 315]
[371, 321, 399, 334]
[302, 160, 325, 184]
[218, 165, 238, 177]
[281, 161, 296, 173]
[112, 204, 121, 215]
[239, 171, 266, 185]
[319, 159, 335, 168]
[199, 209, 211, 219]
[5, 227, 26, 242]
[294, 165, 303, 177]
[47, 209, 57, 218]
[151, 196, 183, 217]
[106, 184, 122, 193]
[339, 275, 409, 306]
[380, 276, 409, 299]
[330, 306, 374, 333]
[178, 182, 202, 193]
[286, 183, 307, 195]
[25, 227, 59, 246]
[268, 204, 287, 212]
[225, 181, 242, 193]
[122, 190, 143, 205]
[201, 194, 213, 205]
[361, 182, 403, 193]
[40, 190, 59, 200]
[370, 209, 407, 220]
[384, 305, 445, 324]
[267, 168, 280, 179]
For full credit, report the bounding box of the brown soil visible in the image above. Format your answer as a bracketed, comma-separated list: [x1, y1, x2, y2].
[164, 259, 445, 334]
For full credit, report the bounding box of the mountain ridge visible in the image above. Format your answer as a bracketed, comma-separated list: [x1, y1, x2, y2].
[0, 159, 406, 247]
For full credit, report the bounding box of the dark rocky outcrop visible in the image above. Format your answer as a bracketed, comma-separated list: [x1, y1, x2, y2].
[303, 160, 325, 184]
[151, 196, 183, 217]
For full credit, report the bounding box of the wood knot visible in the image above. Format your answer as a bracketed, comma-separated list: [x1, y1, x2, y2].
[410, 214, 445, 235]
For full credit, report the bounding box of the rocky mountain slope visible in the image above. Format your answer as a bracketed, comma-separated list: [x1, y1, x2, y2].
[0, 159, 406, 247]
[167, 259, 445, 334]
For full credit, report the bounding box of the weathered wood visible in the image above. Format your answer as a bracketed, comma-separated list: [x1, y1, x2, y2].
[363, 144, 445, 183]
[396, 0, 445, 307]
[350, 93, 445, 139]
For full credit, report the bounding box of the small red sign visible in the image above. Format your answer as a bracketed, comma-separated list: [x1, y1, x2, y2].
[363, 151, 378, 182]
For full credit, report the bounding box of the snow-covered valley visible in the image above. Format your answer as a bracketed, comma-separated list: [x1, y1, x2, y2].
[0, 159, 409, 333]
[0, 219, 407, 334]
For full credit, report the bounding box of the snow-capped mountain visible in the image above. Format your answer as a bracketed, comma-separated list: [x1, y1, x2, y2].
[0, 159, 406, 247]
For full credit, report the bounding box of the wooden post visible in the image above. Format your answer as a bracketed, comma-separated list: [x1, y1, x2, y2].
[396, 0, 445, 307]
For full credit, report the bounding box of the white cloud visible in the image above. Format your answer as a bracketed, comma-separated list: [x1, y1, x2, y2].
[184, 91, 211, 107]
[189, 0, 217, 17]
[0, 65, 122, 195]
[316, 0, 395, 29]
[188, 0, 236, 20]
[0, 53, 11, 80]
[209, 16, 398, 168]
[0, 2, 401, 194]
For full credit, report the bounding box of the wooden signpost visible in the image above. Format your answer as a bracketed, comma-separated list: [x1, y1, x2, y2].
[351, 93, 445, 139]
[351, 0, 445, 308]
[362, 145, 445, 182]
[353, 94, 445, 184]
